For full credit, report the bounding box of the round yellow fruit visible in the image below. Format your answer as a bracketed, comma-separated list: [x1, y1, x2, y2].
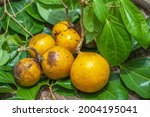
[70, 52, 110, 93]
[14, 58, 42, 87]
[41, 46, 74, 80]
[56, 28, 81, 54]
[52, 21, 70, 37]
[28, 33, 55, 57]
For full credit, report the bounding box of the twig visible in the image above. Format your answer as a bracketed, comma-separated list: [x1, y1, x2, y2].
[85, 0, 93, 7]
[6, 12, 33, 37]
[60, 0, 74, 27]
[76, 0, 85, 53]
[4, 0, 7, 13]
[16, 0, 35, 15]
[8, 0, 16, 17]
[3, 0, 33, 37]
[60, 0, 69, 20]
[49, 81, 56, 100]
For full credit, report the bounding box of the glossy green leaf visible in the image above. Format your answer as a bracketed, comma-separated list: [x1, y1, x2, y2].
[83, 6, 102, 32]
[119, 0, 150, 48]
[36, 2, 66, 25]
[96, 19, 132, 66]
[103, 0, 115, 3]
[16, 79, 49, 100]
[0, 71, 16, 85]
[85, 30, 98, 44]
[0, 84, 14, 93]
[55, 78, 74, 90]
[146, 17, 150, 30]
[80, 73, 128, 100]
[0, 35, 6, 48]
[8, 12, 44, 37]
[38, 0, 79, 10]
[5, 1, 44, 37]
[0, 49, 10, 66]
[0, 34, 21, 52]
[120, 57, 150, 98]
[38, 0, 61, 5]
[26, 2, 45, 22]
[7, 51, 27, 67]
[36, 2, 78, 25]
[42, 27, 52, 34]
[55, 86, 77, 97]
[0, 66, 13, 72]
[93, 0, 109, 23]
[0, 5, 7, 30]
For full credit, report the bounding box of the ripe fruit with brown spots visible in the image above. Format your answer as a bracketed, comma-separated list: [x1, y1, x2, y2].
[52, 21, 81, 54]
[41, 46, 74, 80]
[52, 21, 70, 37]
[28, 33, 55, 57]
[14, 58, 42, 87]
[56, 28, 81, 53]
[70, 52, 110, 93]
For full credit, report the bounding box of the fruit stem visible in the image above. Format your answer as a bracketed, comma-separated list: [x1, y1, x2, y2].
[18, 46, 43, 63]
[76, 0, 85, 54]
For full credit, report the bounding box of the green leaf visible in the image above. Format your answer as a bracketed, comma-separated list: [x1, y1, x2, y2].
[16, 79, 49, 100]
[146, 17, 150, 30]
[36, 2, 65, 25]
[54, 78, 77, 96]
[26, 2, 45, 22]
[7, 51, 27, 67]
[0, 35, 6, 48]
[55, 86, 77, 97]
[5, 35, 18, 51]
[8, 12, 44, 37]
[0, 71, 16, 85]
[0, 84, 15, 93]
[96, 19, 132, 66]
[38, 0, 79, 10]
[103, 0, 115, 3]
[6, 1, 44, 37]
[93, 0, 109, 23]
[119, 0, 150, 48]
[132, 38, 141, 51]
[38, 0, 61, 5]
[42, 27, 52, 34]
[125, 57, 150, 68]
[83, 6, 102, 32]
[120, 57, 150, 98]
[0, 66, 13, 72]
[0, 49, 10, 66]
[85, 30, 99, 44]
[0, 6, 7, 30]
[55, 78, 74, 90]
[36, 2, 79, 25]
[80, 73, 128, 100]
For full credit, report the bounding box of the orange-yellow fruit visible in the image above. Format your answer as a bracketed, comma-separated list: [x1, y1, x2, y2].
[52, 21, 70, 37]
[56, 28, 81, 53]
[28, 33, 55, 57]
[41, 46, 74, 80]
[70, 52, 110, 93]
[14, 58, 41, 87]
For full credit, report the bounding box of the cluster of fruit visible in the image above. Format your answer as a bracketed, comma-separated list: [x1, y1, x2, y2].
[14, 21, 110, 93]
